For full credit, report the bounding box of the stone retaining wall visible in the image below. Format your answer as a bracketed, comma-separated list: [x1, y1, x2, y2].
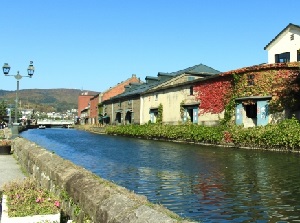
[12, 137, 192, 223]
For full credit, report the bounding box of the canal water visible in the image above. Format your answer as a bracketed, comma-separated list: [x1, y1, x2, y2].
[21, 128, 300, 223]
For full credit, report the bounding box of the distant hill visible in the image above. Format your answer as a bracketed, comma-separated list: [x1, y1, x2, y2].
[0, 89, 98, 113]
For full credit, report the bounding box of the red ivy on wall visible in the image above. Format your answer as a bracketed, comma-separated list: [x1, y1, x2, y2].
[271, 69, 299, 111]
[193, 62, 300, 116]
[231, 65, 299, 112]
[194, 77, 233, 115]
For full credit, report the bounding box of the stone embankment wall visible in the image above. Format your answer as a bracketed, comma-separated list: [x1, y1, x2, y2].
[12, 137, 192, 223]
[75, 125, 106, 134]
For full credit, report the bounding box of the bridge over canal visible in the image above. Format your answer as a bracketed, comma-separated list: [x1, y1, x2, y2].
[37, 119, 74, 128]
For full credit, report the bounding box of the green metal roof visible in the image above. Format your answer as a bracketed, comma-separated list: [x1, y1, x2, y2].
[106, 63, 220, 101]
[158, 63, 220, 76]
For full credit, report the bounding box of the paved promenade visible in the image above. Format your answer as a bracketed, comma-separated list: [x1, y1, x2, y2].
[0, 128, 26, 189]
[0, 127, 27, 222]
[0, 154, 26, 190]
[0, 153, 26, 223]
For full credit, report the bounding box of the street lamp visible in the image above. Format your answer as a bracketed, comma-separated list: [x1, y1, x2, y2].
[2, 61, 35, 136]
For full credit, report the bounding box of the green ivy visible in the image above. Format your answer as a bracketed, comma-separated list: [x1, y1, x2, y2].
[157, 103, 163, 124]
[180, 101, 185, 120]
[220, 73, 240, 125]
[219, 63, 300, 123]
[98, 103, 103, 116]
[221, 97, 235, 126]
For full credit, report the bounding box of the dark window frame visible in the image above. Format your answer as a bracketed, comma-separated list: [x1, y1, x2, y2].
[247, 74, 255, 86]
[275, 52, 290, 63]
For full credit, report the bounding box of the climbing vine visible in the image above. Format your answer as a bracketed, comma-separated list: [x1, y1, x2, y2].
[229, 63, 300, 113]
[180, 101, 185, 119]
[157, 103, 163, 124]
[98, 103, 103, 116]
[270, 69, 300, 112]
[194, 76, 233, 115]
[221, 73, 240, 125]
[193, 62, 300, 123]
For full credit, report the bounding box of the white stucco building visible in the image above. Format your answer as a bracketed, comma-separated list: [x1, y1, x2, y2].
[140, 64, 220, 125]
[141, 81, 198, 125]
[264, 23, 300, 64]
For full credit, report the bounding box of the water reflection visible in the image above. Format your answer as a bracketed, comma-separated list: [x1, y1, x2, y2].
[21, 128, 300, 222]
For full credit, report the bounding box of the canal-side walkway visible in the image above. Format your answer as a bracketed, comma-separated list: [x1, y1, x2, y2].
[0, 154, 26, 223]
[0, 128, 26, 189]
[0, 154, 26, 190]
[0, 128, 26, 223]
[0, 128, 25, 190]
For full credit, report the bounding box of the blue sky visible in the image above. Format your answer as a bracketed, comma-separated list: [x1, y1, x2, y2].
[0, 0, 299, 92]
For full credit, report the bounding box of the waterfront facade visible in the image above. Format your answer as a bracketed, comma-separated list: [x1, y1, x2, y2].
[101, 64, 220, 125]
[89, 94, 100, 125]
[102, 76, 161, 125]
[79, 74, 141, 125]
[141, 64, 220, 125]
[80, 23, 300, 127]
[218, 63, 299, 127]
[77, 91, 97, 124]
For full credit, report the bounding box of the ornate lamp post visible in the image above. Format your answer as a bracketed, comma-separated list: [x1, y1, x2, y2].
[2, 61, 35, 136]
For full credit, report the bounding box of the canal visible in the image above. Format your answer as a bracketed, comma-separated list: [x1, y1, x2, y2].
[20, 128, 300, 222]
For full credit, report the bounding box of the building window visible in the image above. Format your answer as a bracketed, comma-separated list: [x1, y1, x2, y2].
[189, 86, 194, 95]
[247, 74, 255, 86]
[275, 52, 290, 63]
[290, 34, 294, 40]
[118, 101, 121, 107]
[245, 104, 257, 118]
[297, 50, 300, 61]
[155, 94, 158, 101]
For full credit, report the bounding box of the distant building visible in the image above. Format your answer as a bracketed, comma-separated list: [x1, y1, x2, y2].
[79, 74, 142, 125]
[20, 108, 34, 122]
[89, 94, 100, 125]
[264, 23, 300, 63]
[77, 91, 98, 120]
[101, 64, 219, 125]
[101, 74, 141, 102]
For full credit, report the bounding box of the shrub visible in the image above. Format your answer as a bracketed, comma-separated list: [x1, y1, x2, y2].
[105, 117, 300, 151]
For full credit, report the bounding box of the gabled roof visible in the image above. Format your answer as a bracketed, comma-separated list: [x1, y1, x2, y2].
[101, 74, 140, 94]
[109, 82, 159, 100]
[158, 63, 220, 76]
[264, 23, 300, 50]
[106, 63, 220, 101]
